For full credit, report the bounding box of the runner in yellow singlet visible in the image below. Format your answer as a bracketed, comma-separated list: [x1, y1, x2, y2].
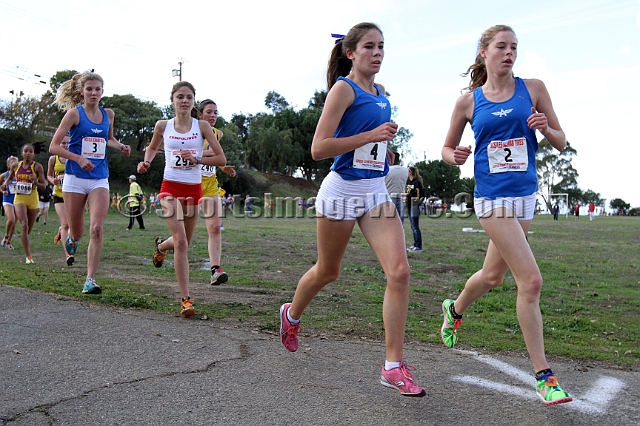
[0, 144, 46, 263]
[197, 99, 236, 285]
[47, 135, 74, 266]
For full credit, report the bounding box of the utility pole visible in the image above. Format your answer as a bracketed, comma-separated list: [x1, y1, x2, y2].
[172, 58, 186, 81]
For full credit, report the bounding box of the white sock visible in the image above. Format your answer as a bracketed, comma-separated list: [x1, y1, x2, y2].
[287, 310, 300, 324]
[385, 361, 401, 371]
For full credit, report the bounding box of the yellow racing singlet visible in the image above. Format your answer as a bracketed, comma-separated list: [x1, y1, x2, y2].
[14, 161, 39, 209]
[53, 155, 66, 198]
[201, 127, 222, 198]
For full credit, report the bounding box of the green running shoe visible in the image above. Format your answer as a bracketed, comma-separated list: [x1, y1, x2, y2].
[441, 299, 463, 348]
[536, 373, 573, 405]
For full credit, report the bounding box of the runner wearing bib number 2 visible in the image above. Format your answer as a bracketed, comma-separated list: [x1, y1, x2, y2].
[278, 23, 425, 398]
[50, 71, 132, 295]
[0, 144, 47, 264]
[137, 82, 226, 317]
[441, 25, 572, 406]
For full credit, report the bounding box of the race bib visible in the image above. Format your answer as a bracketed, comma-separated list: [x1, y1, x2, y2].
[172, 150, 197, 170]
[82, 137, 107, 159]
[487, 137, 528, 173]
[353, 140, 387, 171]
[56, 174, 64, 190]
[7, 181, 16, 194]
[200, 164, 216, 177]
[15, 181, 32, 195]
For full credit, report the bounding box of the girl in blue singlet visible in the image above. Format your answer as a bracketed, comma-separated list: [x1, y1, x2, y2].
[1, 156, 19, 250]
[278, 22, 425, 397]
[49, 71, 132, 295]
[440, 25, 572, 406]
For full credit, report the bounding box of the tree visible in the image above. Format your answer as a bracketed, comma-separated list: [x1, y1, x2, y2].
[416, 159, 465, 201]
[609, 198, 630, 213]
[101, 94, 163, 152]
[389, 126, 414, 164]
[308, 90, 327, 109]
[264, 91, 290, 113]
[581, 189, 605, 207]
[536, 138, 579, 209]
[0, 94, 50, 141]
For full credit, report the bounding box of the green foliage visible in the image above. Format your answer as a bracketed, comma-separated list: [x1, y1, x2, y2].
[264, 91, 290, 113]
[416, 159, 465, 201]
[101, 94, 163, 152]
[609, 198, 630, 212]
[537, 138, 579, 208]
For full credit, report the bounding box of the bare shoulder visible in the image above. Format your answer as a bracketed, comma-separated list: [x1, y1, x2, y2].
[154, 120, 168, 131]
[522, 78, 548, 94]
[376, 83, 387, 95]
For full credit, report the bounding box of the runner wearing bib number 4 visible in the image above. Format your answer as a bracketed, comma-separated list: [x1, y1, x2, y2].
[441, 25, 572, 406]
[0, 144, 47, 264]
[49, 71, 132, 295]
[278, 23, 425, 398]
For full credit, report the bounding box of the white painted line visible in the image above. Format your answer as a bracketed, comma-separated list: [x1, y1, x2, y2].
[451, 351, 626, 415]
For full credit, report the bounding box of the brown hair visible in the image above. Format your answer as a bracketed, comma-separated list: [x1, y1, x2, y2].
[462, 25, 515, 93]
[408, 166, 423, 185]
[170, 81, 196, 101]
[54, 71, 105, 111]
[326, 22, 383, 90]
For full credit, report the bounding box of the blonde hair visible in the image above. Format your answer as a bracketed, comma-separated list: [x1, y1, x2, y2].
[54, 71, 105, 111]
[462, 25, 515, 93]
[6, 155, 18, 169]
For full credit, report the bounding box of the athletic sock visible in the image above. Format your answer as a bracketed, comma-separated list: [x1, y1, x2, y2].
[384, 361, 401, 371]
[286, 310, 300, 324]
[211, 265, 220, 273]
[450, 302, 463, 320]
[535, 369, 553, 380]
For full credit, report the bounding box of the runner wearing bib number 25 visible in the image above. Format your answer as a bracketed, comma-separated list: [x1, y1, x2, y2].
[441, 25, 572, 406]
[279, 23, 426, 398]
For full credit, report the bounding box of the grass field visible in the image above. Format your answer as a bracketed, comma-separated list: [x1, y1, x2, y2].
[1, 205, 638, 368]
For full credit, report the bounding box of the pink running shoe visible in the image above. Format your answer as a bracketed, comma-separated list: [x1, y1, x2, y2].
[380, 361, 426, 397]
[279, 303, 300, 352]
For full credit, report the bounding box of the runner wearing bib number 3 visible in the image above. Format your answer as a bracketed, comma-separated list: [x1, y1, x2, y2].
[278, 23, 426, 398]
[0, 145, 47, 264]
[441, 25, 572, 406]
[50, 71, 132, 295]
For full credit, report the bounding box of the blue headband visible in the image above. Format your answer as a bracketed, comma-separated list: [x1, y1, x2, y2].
[331, 33, 345, 44]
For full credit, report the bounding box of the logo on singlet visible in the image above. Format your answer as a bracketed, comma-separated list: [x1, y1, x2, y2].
[91, 128, 103, 134]
[376, 102, 387, 109]
[491, 109, 513, 117]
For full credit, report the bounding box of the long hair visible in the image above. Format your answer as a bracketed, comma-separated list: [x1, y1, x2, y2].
[462, 25, 515, 93]
[54, 71, 105, 112]
[408, 166, 423, 186]
[326, 22, 383, 90]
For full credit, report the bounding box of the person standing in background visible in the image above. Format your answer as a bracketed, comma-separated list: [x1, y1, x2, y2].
[406, 166, 424, 252]
[384, 151, 408, 227]
[126, 174, 145, 230]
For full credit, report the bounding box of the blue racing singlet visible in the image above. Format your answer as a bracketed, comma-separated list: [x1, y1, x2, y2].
[471, 77, 538, 199]
[66, 105, 111, 179]
[330, 77, 391, 180]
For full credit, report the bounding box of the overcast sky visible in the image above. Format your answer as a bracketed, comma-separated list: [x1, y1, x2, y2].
[1, 0, 638, 207]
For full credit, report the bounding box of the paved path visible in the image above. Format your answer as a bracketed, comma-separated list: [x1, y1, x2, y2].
[1, 285, 638, 425]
